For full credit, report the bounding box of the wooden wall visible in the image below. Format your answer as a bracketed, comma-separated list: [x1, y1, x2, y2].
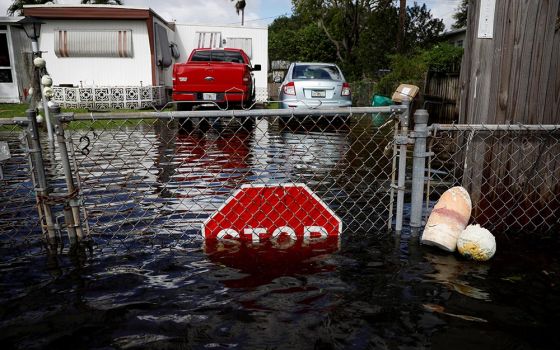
[459, 0, 560, 124]
[424, 72, 460, 123]
[457, 1, 560, 233]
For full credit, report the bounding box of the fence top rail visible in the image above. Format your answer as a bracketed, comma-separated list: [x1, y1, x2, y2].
[0, 117, 29, 126]
[429, 123, 560, 132]
[68, 106, 403, 121]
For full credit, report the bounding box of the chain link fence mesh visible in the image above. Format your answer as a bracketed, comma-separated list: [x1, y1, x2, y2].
[61, 112, 399, 250]
[426, 124, 560, 233]
[0, 124, 42, 252]
[3, 111, 559, 254]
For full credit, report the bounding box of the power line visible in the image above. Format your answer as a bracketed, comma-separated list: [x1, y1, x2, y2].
[224, 13, 289, 25]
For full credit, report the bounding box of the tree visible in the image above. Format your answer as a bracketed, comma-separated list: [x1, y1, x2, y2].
[376, 43, 463, 95]
[272, 1, 443, 80]
[268, 15, 336, 63]
[404, 2, 444, 52]
[451, 0, 468, 29]
[355, 3, 398, 77]
[81, 0, 124, 4]
[7, 0, 51, 16]
[293, 1, 386, 64]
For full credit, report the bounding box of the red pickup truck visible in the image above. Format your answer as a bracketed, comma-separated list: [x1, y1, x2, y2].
[172, 48, 261, 110]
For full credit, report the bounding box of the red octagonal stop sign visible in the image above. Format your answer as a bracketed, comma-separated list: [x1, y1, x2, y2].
[202, 183, 342, 247]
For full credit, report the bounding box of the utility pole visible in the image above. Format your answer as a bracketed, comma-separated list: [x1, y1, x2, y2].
[397, 0, 406, 52]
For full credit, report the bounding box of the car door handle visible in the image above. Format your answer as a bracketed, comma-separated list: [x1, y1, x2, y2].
[204, 76, 215, 81]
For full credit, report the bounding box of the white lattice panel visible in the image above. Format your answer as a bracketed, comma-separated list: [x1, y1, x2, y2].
[52, 86, 166, 109]
[255, 87, 268, 102]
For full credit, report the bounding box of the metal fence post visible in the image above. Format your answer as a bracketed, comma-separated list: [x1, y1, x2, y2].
[52, 106, 84, 245]
[395, 97, 410, 233]
[410, 109, 430, 234]
[26, 109, 57, 248]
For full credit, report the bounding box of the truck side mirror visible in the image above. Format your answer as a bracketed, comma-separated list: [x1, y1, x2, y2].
[252, 64, 261, 72]
[273, 76, 282, 83]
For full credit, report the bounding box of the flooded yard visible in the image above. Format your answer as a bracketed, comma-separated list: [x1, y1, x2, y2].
[0, 115, 559, 349]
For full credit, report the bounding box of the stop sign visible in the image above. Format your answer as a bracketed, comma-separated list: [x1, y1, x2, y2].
[202, 183, 342, 247]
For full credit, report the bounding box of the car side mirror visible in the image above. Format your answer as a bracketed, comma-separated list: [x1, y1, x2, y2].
[273, 76, 282, 83]
[252, 64, 261, 72]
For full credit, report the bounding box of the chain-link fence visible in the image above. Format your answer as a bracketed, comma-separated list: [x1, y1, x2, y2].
[0, 122, 42, 250]
[2, 108, 559, 255]
[0, 107, 404, 253]
[426, 124, 560, 233]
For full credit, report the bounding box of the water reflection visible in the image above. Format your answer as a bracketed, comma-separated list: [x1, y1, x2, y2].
[153, 126, 252, 216]
[424, 252, 491, 301]
[204, 239, 339, 288]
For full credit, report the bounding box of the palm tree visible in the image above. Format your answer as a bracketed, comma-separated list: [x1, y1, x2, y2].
[81, 0, 124, 4]
[231, 0, 246, 25]
[7, 0, 51, 16]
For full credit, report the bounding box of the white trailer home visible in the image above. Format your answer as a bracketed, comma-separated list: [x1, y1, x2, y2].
[22, 4, 177, 109]
[16, 4, 268, 109]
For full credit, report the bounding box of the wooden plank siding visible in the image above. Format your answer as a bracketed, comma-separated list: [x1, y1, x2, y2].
[424, 72, 459, 123]
[459, 0, 560, 124]
[456, 0, 560, 233]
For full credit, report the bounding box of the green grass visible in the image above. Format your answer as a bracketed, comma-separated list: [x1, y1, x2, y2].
[0, 103, 172, 131]
[0, 103, 29, 118]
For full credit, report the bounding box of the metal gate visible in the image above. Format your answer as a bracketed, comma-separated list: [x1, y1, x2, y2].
[1, 105, 408, 253]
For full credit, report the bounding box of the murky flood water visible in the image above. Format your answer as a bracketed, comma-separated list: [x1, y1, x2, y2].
[1, 116, 559, 349]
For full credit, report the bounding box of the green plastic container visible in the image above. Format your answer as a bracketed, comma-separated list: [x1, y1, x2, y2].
[372, 95, 393, 126]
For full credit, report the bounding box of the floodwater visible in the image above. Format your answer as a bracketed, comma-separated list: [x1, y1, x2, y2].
[0, 116, 559, 349]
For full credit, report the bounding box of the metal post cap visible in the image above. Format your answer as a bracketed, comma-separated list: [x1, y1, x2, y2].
[48, 101, 61, 114]
[414, 109, 429, 124]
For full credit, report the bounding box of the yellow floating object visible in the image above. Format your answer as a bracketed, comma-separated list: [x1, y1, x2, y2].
[421, 186, 472, 252]
[457, 224, 496, 261]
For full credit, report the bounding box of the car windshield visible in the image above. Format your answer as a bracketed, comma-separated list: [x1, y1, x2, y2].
[291, 64, 342, 80]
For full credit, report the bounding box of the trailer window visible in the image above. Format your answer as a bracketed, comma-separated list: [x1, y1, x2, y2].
[54, 30, 133, 58]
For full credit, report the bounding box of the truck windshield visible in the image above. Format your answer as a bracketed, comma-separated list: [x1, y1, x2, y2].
[191, 50, 245, 63]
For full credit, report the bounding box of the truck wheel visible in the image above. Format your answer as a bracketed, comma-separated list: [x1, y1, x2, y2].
[176, 103, 193, 131]
[176, 103, 192, 111]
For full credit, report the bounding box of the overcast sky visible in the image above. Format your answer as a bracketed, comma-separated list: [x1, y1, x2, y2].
[0, 0, 462, 29]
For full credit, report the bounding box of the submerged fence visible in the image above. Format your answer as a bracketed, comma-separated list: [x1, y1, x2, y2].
[1, 106, 559, 254]
[425, 123, 560, 233]
[1, 106, 407, 252]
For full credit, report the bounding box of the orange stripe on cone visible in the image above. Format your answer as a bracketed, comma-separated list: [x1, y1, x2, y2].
[421, 186, 472, 252]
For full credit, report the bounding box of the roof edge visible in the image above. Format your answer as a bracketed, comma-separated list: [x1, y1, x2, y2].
[22, 4, 174, 30]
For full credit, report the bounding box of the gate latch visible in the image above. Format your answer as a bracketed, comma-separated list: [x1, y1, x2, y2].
[394, 135, 413, 145]
[0, 141, 11, 181]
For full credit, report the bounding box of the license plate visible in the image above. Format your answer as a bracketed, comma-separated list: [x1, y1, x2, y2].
[311, 90, 326, 98]
[203, 93, 217, 100]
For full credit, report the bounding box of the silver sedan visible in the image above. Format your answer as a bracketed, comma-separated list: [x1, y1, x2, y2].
[277, 62, 352, 109]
